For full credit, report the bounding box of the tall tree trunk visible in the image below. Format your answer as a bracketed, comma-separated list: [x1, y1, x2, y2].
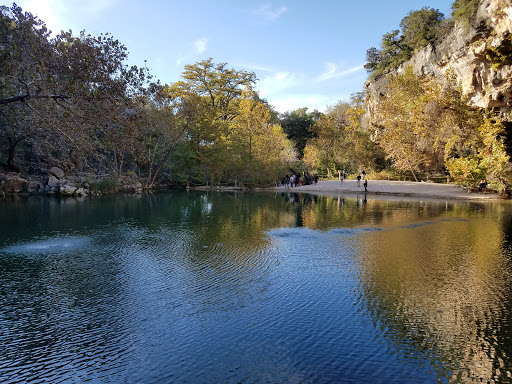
[6, 137, 24, 173]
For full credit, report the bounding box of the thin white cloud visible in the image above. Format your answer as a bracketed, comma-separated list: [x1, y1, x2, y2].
[233, 62, 276, 73]
[194, 38, 208, 54]
[270, 95, 330, 114]
[17, 0, 116, 34]
[316, 62, 365, 82]
[252, 4, 287, 22]
[176, 54, 185, 66]
[257, 71, 302, 96]
[254, 69, 332, 113]
[176, 38, 208, 66]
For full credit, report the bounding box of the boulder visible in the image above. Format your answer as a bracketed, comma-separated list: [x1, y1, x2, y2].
[75, 187, 87, 197]
[49, 167, 65, 179]
[27, 180, 41, 193]
[0, 176, 28, 193]
[59, 185, 77, 196]
[47, 175, 62, 189]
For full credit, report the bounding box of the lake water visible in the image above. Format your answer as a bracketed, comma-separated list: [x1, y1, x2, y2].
[1, 191, 512, 383]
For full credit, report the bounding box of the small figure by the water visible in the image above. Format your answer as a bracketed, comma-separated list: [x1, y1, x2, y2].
[357, 175, 361, 187]
[364, 179, 368, 193]
[362, 170, 366, 180]
[338, 170, 344, 184]
[478, 179, 488, 194]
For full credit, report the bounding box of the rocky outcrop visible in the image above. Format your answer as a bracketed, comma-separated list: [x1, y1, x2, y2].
[0, 174, 27, 193]
[366, 0, 512, 122]
[0, 173, 42, 194]
[0, 167, 149, 198]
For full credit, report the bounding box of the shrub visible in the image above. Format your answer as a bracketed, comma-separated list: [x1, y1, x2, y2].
[89, 178, 118, 194]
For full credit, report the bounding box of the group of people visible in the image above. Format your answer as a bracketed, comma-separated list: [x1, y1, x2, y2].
[281, 172, 318, 189]
[280, 169, 369, 193]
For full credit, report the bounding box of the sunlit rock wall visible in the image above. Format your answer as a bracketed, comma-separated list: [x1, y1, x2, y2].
[365, 0, 512, 123]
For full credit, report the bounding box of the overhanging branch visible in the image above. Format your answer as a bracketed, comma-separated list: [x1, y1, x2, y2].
[0, 93, 71, 105]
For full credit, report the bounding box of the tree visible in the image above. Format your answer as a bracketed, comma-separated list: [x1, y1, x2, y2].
[451, 0, 480, 29]
[304, 96, 385, 177]
[364, 7, 449, 78]
[168, 59, 259, 185]
[364, 47, 382, 73]
[130, 88, 200, 188]
[0, 4, 150, 174]
[400, 7, 445, 52]
[279, 107, 321, 157]
[181, 58, 257, 121]
[375, 67, 441, 179]
[446, 117, 510, 193]
[230, 87, 271, 181]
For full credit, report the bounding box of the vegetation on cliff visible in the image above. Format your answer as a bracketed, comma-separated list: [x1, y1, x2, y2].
[364, 7, 448, 79]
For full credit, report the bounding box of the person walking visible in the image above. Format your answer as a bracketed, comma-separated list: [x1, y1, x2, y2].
[362, 170, 366, 180]
[364, 179, 368, 193]
[338, 170, 344, 184]
[357, 175, 361, 187]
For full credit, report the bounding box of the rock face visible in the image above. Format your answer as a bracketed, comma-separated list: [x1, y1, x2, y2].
[0, 175, 27, 193]
[366, 0, 512, 122]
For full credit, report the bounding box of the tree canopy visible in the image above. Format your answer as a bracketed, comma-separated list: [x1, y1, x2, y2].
[364, 7, 446, 78]
[0, 4, 296, 188]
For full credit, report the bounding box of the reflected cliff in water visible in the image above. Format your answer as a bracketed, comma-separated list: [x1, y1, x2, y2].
[354, 203, 512, 383]
[280, 191, 512, 382]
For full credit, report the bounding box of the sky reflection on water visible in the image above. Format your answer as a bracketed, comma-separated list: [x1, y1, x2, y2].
[1, 192, 512, 383]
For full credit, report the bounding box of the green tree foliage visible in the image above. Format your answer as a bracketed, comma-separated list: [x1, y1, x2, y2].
[163, 61, 296, 186]
[376, 67, 440, 179]
[400, 7, 445, 51]
[375, 67, 488, 180]
[451, 0, 480, 29]
[365, 30, 410, 78]
[375, 66, 510, 189]
[279, 107, 321, 158]
[365, 7, 446, 78]
[181, 58, 257, 121]
[131, 90, 201, 188]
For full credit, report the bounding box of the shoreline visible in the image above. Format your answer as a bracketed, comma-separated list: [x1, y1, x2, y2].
[270, 179, 507, 202]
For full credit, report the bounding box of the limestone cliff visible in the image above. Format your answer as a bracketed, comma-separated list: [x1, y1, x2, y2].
[365, 0, 512, 123]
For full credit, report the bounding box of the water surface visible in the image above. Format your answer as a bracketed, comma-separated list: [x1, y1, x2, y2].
[1, 191, 512, 383]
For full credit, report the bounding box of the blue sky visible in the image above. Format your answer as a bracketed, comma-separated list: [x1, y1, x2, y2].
[12, 0, 453, 113]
